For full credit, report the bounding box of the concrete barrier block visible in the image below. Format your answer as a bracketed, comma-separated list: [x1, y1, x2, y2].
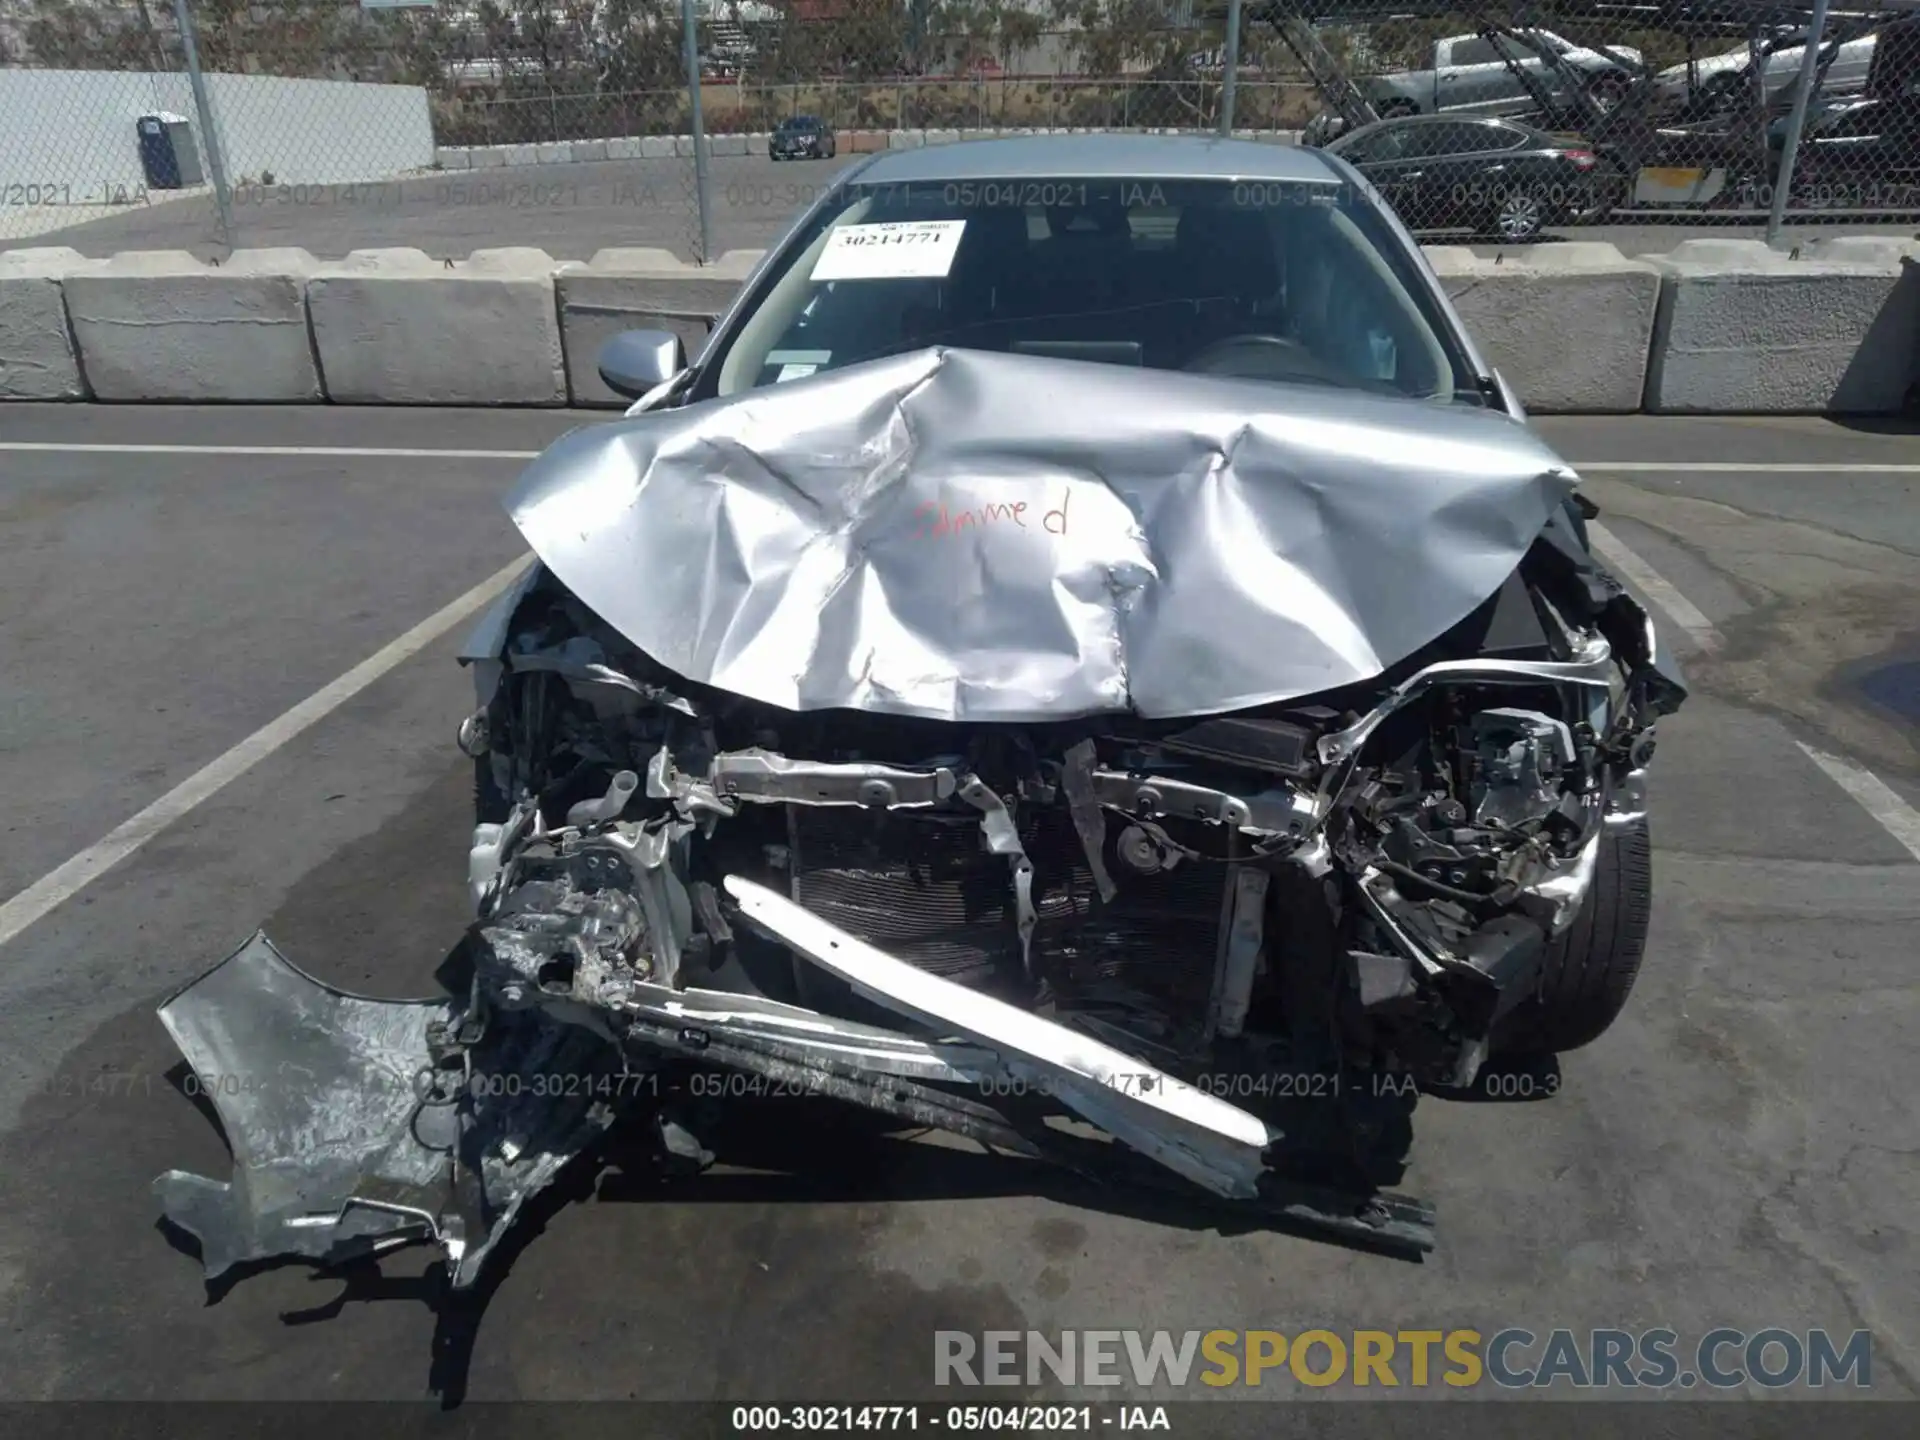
[673, 136, 696, 158]
[1426, 243, 1660, 414]
[583, 247, 690, 270]
[436, 147, 471, 171]
[534, 142, 569, 164]
[712, 249, 767, 279]
[851, 130, 889, 153]
[887, 129, 926, 148]
[1645, 243, 1920, 414]
[570, 139, 609, 163]
[607, 137, 641, 160]
[556, 250, 752, 406]
[504, 143, 538, 167]
[0, 247, 93, 400]
[308, 247, 566, 406]
[924, 128, 959, 145]
[61, 248, 321, 403]
[959, 129, 993, 142]
[1797, 235, 1920, 267]
[470, 146, 507, 169]
[640, 136, 675, 159]
[710, 134, 747, 157]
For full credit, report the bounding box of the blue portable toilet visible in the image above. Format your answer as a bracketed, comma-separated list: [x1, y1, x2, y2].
[136, 113, 205, 189]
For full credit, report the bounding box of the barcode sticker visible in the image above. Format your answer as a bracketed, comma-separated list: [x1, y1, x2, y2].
[810, 220, 967, 281]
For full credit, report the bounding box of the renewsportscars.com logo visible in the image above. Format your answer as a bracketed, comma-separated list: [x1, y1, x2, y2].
[933, 1328, 1874, 1391]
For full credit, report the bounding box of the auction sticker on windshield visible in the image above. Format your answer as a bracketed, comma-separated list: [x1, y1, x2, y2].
[811, 220, 967, 281]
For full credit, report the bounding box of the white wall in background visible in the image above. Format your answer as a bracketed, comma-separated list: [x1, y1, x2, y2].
[0, 69, 433, 201]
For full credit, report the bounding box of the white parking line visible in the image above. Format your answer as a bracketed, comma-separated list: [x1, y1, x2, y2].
[2, 443, 1919, 475]
[1588, 523, 1920, 867]
[1795, 745, 1920, 865]
[0, 443, 543, 460]
[1587, 521, 1724, 653]
[0, 555, 533, 953]
[1575, 462, 1920, 474]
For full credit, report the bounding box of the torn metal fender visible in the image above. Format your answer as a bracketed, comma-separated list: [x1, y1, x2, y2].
[154, 932, 614, 1289]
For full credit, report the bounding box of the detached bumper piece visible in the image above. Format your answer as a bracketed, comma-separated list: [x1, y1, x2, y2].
[154, 933, 617, 1288]
[156, 899, 1433, 1291]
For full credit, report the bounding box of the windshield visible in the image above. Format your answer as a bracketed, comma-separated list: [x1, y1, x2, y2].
[696, 174, 1480, 405]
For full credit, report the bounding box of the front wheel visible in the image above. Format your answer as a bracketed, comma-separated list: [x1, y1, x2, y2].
[1495, 818, 1654, 1056]
[1586, 72, 1630, 116]
[1489, 187, 1547, 241]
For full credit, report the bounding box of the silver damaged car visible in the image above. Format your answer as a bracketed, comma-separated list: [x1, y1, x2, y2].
[155, 137, 1687, 1283]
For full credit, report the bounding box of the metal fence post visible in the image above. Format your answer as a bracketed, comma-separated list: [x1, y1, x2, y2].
[679, 0, 714, 265]
[171, 0, 232, 248]
[1768, 0, 1831, 246]
[1218, 0, 1243, 136]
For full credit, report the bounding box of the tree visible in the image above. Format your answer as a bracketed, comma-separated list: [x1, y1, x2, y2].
[23, 0, 163, 70]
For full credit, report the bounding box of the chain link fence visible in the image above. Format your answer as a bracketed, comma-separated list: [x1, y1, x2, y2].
[3, 0, 1918, 262]
[1268, 0, 1920, 242]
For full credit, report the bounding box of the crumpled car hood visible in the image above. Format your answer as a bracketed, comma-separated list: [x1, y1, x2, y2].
[506, 346, 1578, 722]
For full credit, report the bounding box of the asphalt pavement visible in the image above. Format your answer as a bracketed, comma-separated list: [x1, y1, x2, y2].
[12, 151, 1917, 262]
[0, 405, 1917, 1411]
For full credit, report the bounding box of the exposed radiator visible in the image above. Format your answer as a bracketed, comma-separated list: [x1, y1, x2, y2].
[788, 805, 1228, 1009]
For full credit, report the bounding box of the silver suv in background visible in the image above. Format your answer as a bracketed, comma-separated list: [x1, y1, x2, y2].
[1363, 29, 1645, 119]
[1651, 28, 1879, 118]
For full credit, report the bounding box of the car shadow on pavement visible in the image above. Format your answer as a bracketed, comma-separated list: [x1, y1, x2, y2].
[4, 761, 1433, 1404]
[141, 1057, 1430, 1405]
[1828, 412, 1920, 433]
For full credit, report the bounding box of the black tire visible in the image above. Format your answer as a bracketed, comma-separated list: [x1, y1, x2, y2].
[1496, 818, 1654, 1056]
[1376, 99, 1419, 119]
[1586, 72, 1630, 115]
[1692, 71, 1747, 120]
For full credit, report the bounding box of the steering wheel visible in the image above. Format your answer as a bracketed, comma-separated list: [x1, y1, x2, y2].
[1181, 333, 1348, 386]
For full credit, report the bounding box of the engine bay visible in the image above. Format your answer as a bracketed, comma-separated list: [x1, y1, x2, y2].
[151, 504, 1684, 1289]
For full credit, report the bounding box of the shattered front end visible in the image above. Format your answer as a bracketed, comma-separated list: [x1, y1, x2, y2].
[154, 350, 1685, 1286]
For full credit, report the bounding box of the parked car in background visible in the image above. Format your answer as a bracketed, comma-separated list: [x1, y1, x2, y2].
[1760, 91, 1920, 207]
[1652, 28, 1878, 119]
[771, 115, 836, 160]
[1363, 29, 1644, 120]
[1323, 113, 1622, 240]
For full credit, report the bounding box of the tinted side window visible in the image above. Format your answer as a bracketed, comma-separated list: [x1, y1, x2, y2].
[1344, 128, 1411, 163]
[1449, 38, 1502, 66]
[1433, 122, 1508, 155]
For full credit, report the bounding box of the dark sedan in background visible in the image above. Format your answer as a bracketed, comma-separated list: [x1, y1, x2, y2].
[1767, 92, 1920, 208]
[771, 115, 837, 161]
[1320, 113, 1623, 240]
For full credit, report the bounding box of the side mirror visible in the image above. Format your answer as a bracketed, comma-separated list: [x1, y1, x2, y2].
[597, 329, 686, 399]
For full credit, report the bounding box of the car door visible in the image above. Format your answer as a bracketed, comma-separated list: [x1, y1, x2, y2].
[1440, 35, 1519, 115]
[1341, 125, 1426, 224]
[1800, 101, 1892, 193]
[1425, 121, 1526, 220]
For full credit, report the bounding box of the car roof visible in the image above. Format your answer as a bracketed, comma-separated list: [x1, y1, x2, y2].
[1331, 113, 1546, 148]
[851, 132, 1347, 185]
